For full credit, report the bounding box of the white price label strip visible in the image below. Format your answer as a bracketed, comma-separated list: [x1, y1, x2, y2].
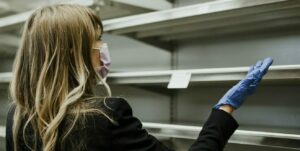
[168, 72, 192, 89]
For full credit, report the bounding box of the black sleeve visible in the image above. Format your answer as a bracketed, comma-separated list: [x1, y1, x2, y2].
[6, 104, 16, 151]
[188, 108, 239, 151]
[106, 97, 174, 151]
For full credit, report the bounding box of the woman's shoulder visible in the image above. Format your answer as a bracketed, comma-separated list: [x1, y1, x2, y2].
[102, 97, 133, 119]
[85, 96, 132, 120]
[80, 97, 131, 130]
[104, 97, 131, 111]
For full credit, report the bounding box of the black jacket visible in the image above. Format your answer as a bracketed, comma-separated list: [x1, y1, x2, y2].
[6, 97, 238, 151]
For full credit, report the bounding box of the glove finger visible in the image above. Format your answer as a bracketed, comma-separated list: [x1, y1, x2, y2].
[247, 60, 261, 76]
[254, 60, 263, 69]
[248, 58, 272, 94]
[260, 57, 273, 75]
[247, 60, 261, 77]
[241, 69, 259, 86]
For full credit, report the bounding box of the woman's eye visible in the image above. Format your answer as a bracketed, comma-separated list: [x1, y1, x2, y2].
[98, 35, 102, 41]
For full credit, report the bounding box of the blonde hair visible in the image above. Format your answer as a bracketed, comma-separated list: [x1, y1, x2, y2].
[9, 4, 111, 151]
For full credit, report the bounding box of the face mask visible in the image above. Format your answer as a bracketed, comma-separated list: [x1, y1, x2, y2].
[97, 43, 111, 79]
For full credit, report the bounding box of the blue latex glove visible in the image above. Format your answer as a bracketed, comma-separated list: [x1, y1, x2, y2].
[214, 57, 273, 109]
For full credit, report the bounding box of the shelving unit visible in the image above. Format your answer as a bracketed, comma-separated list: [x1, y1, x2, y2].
[100, 1, 300, 150]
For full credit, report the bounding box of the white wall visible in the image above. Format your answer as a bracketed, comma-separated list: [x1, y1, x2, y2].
[177, 33, 300, 69]
[104, 34, 172, 72]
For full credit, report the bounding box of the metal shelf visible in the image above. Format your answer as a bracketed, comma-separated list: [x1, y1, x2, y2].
[1, 122, 300, 149]
[107, 65, 300, 85]
[2, 0, 300, 35]
[0, 125, 4, 138]
[103, 0, 300, 40]
[1, 65, 300, 85]
[1, 0, 300, 49]
[0, 0, 170, 30]
[0, 72, 11, 83]
[143, 122, 300, 149]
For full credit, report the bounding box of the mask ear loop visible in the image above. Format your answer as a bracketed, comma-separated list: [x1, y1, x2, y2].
[97, 43, 112, 97]
[99, 44, 104, 68]
[103, 79, 112, 97]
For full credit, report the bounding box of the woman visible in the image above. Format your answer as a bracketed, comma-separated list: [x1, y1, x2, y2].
[6, 4, 273, 151]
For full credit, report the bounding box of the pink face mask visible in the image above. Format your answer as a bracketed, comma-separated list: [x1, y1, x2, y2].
[96, 43, 111, 78]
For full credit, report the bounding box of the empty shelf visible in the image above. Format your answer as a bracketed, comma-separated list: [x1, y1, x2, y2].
[103, 0, 300, 40]
[1, 65, 300, 85]
[143, 122, 300, 149]
[1, 122, 299, 149]
[1, 0, 300, 41]
[107, 65, 300, 85]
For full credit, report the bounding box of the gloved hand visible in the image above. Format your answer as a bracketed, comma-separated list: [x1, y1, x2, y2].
[214, 57, 273, 110]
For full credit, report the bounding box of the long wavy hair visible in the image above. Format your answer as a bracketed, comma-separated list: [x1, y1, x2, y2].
[9, 4, 111, 151]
